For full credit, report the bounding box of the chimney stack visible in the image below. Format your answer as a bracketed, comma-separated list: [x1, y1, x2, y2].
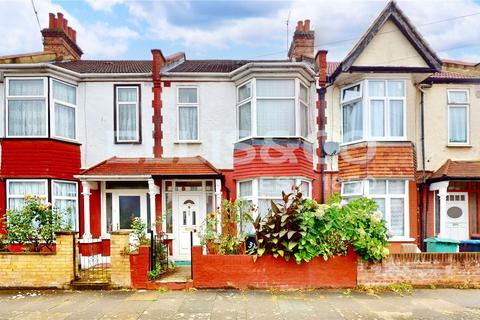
[315, 50, 328, 87]
[41, 12, 83, 61]
[288, 19, 315, 62]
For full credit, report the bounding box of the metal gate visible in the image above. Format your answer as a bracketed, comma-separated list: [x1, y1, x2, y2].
[74, 236, 110, 285]
[150, 231, 170, 276]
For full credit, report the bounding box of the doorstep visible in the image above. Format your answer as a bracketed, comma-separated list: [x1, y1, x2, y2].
[153, 266, 193, 290]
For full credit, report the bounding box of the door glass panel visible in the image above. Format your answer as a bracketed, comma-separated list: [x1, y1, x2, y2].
[176, 181, 202, 191]
[192, 210, 196, 225]
[165, 193, 173, 233]
[106, 193, 112, 232]
[183, 211, 187, 225]
[119, 196, 141, 229]
[447, 206, 463, 219]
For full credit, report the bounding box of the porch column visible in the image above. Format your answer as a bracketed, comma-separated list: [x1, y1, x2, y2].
[81, 181, 92, 239]
[215, 179, 222, 234]
[430, 181, 449, 238]
[148, 178, 160, 231]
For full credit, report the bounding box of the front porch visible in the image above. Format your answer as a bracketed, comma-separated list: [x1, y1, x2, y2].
[425, 160, 480, 242]
[76, 156, 224, 262]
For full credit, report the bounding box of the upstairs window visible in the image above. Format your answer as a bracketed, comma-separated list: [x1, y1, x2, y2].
[236, 79, 310, 140]
[52, 80, 77, 140]
[115, 85, 140, 143]
[448, 90, 469, 145]
[341, 80, 406, 144]
[177, 87, 199, 141]
[6, 78, 47, 137]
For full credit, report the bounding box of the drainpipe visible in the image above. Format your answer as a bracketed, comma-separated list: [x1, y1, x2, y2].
[418, 83, 432, 250]
[316, 50, 328, 203]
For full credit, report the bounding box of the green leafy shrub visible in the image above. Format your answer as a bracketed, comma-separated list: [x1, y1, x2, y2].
[252, 190, 389, 264]
[131, 217, 149, 246]
[253, 191, 305, 261]
[199, 199, 253, 255]
[3, 196, 71, 252]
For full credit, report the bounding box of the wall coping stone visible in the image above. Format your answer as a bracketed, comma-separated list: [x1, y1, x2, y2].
[110, 230, 133, 235]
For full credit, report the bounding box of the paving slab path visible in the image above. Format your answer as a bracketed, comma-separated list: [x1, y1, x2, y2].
[0, 289, 480, 319]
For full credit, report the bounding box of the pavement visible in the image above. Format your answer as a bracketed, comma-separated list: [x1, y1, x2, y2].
[0, 288, 480, 319]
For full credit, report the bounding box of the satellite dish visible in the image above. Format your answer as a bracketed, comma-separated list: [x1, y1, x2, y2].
[323, 141, 340, 156]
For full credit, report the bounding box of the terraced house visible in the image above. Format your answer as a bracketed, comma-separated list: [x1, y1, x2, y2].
[0, 1, 479, 262]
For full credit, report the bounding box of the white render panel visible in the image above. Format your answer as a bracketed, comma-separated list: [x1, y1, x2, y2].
[162, 82, 237, 170]
[78, 81, 154, 168]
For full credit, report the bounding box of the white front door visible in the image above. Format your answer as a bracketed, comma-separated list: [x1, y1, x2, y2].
[445, 192, 469, 240]
[112, 191, 148, 230]
[176, 194, 203, 260]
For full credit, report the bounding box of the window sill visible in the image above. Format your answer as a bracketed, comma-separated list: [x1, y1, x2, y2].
[388, 237, 415, 242]
[447, 144, 472, 148]
[174, 140, 202, 144]
[340, 138, 409, 147]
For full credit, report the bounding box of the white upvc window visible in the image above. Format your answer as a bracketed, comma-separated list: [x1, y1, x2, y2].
[52, 180, 78, 231]
[177, 87, 199, 141]
[236, 79, 310, 140]
[447, 89, 469, 145]
[6, 179, 48, 210]
[52, 79, 77, 140]
[6, 77, 48, 137]
[341, 179, 409, 240]
[341, 80, 406, 144]
[115, 86, 140, 143]
[237, 177, 312, 218]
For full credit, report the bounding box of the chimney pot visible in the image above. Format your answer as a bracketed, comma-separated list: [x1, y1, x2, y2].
[296, 21, 303, 31]
[63, 18, 68, 31]
[49, 13, 55, 28]
[304, 19, 311, 31]
[56, 12, 64, 29]
[72, 29, 76, 42]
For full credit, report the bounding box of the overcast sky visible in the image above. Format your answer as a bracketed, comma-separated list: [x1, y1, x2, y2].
[1, 0, 479, 62]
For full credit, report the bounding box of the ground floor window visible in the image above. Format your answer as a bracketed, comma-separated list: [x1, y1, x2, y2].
[237, 177, 311, 218]
[6, 179, 78, 230]
[341, 179, 409, 239]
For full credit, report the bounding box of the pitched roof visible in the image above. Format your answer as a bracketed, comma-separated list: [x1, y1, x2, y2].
[429, 160, 480, 181]
[427, 70, 480, 83]
[53, 60, 152, 74]
[79, 156, 221, 177]
[168, 59, 290, 73]
[333, 1, 441, 79]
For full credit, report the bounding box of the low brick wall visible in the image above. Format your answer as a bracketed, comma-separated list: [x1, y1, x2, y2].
[192, 246, 358, 289]
[0, 232, 76, 289]
[130, 246, 150, 289]
[358, 253, 480, 287]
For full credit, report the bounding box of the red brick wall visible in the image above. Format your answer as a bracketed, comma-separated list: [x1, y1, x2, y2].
[192, 246, 358, 289]
[358, 253, 480, 287]
[233, 145, 314, 180]
[130, 246, 150, 289]
[338, 143, 416, 181]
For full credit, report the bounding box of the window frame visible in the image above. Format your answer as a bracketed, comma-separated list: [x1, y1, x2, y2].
[5, 77, 49, 138]
[51, 78, 77, 142]
[114, 84, 142, 144]
[236, 78, 312, 141]
[237, 177, 312, 219]
[341, 179, 410, 241]
[51, 180, 79, 231]
[6, 179, 48, 210]
[176, 86, 200, 142]
[340, 79, 407, 145]
[447, 89, 470, 146]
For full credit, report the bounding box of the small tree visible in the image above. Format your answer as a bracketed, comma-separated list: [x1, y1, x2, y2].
[3, 196, 71, 252]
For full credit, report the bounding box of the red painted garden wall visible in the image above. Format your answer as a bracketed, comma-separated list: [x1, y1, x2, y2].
[192, 246, 358, 289]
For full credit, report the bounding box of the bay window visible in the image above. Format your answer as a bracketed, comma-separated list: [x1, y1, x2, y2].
[6, 179, 78, 230]
[341, 80, 406, 144]
[237, 79, 310, 139]
[238, 177, 311, 218]
[6, 78, 47, 137]
[115, 85, 140, 143]
[53, 80, 76, 140]
[341, 179, 409, 238]
[177, 87, 199, 141]
[447, 89, 469, 145]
